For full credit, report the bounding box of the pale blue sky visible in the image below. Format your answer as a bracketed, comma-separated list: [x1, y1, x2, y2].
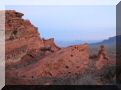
[6, 6, 116, 41]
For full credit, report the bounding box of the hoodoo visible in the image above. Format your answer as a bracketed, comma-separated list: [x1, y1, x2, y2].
[96, 45, 109, 70]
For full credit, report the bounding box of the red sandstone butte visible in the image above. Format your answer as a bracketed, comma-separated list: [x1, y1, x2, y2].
[5, 10, 44, 63]
[5, 10, 90, 85]
[5, 10, 60, 64]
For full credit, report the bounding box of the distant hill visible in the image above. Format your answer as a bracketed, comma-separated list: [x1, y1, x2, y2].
[91, 35, 121, 46]
[56, 35, 121, 47]
[92, 37, 115, 45]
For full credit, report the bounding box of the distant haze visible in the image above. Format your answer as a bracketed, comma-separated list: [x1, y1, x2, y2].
[6, 6, 116, 42]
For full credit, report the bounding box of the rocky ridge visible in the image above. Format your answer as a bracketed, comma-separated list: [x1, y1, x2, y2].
[5, 10, 115, 85]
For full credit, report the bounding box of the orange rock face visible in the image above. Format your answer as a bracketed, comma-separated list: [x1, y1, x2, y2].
[5, 10, 91, 85]
[5, 10, 61, 65]
[18, 44, 89, 77]
[5, 10, 116, 85]
[5, 10, 44, 63]
[6, 44, 90, 85]
[43, 38, 61, 52]
[96, 45, 109, 70]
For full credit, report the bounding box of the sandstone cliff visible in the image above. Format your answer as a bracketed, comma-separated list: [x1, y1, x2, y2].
[5, 10, 115, 85]
[5, 10, 44, 63]
[5, 10, 60, 64]
[5, 10, 91, 85]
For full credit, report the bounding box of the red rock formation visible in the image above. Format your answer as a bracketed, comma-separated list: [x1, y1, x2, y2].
[5, 10, 91, 85]
[5, 10, 44, 63]
[11, 44, 89, 78]
[96, 45, 109, 70]
[42, 38, 61, 52]
[5, 10, 62, 70]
